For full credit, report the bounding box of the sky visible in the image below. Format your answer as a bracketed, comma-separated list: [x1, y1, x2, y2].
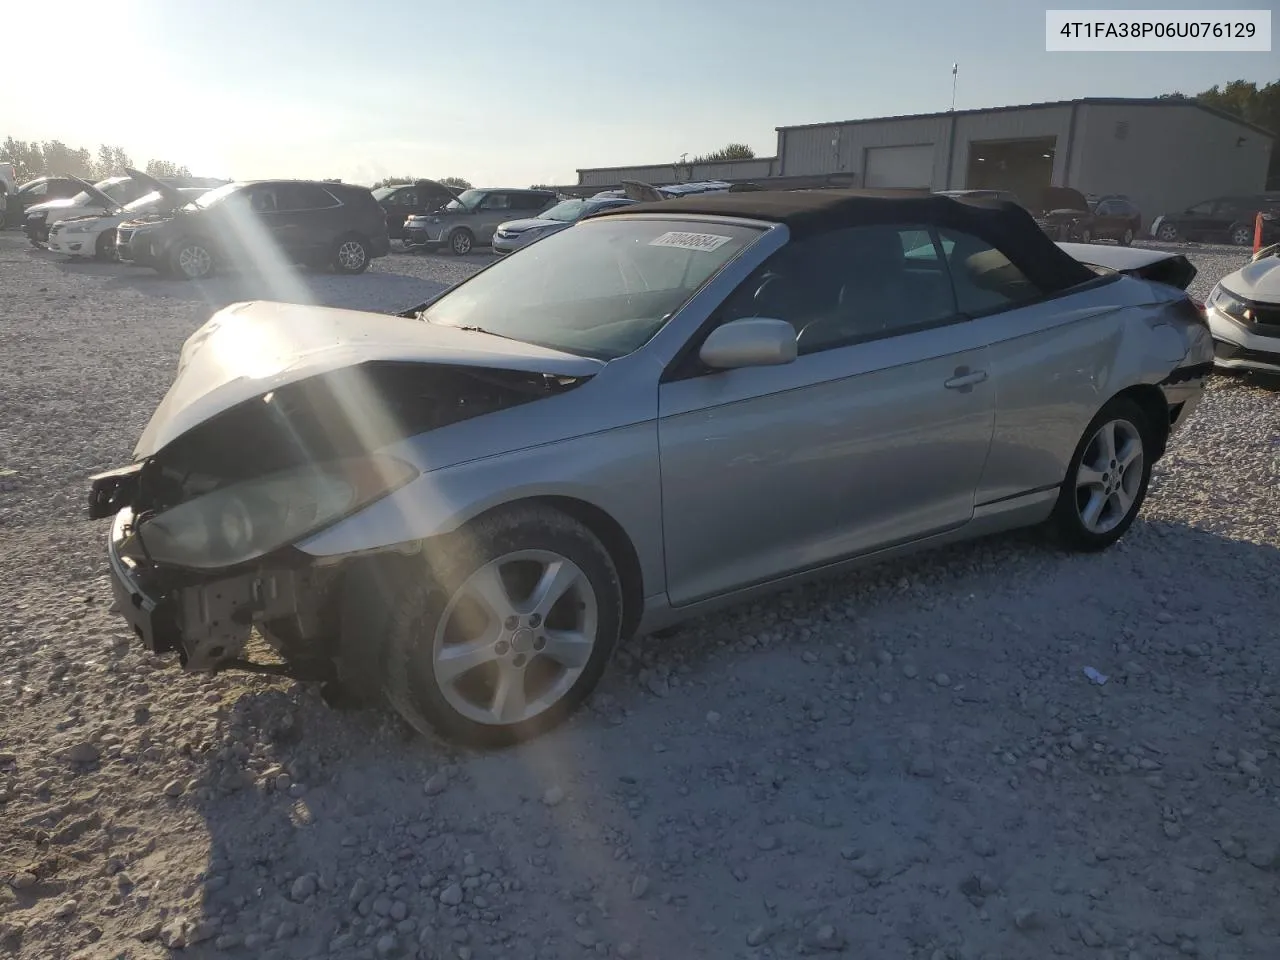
[6, 0, 1277, 187]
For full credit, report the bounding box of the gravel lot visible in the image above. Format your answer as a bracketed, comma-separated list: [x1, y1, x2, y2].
[1, 233, 1278, 960]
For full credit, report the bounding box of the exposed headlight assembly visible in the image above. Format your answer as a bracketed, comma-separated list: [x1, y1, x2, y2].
[1208, 284, 1250, 322]
[139, 455, 418, 570]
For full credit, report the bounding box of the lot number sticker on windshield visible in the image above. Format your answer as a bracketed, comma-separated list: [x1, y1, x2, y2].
[648, 231, 733, 252]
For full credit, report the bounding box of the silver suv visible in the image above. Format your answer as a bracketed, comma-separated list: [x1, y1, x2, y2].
[403, 188, 558, 255]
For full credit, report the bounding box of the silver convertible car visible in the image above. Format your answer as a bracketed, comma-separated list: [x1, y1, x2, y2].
[90, 190, 1213, 745]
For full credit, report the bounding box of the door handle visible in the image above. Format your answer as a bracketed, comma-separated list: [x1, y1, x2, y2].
[944, 368, 988, 390]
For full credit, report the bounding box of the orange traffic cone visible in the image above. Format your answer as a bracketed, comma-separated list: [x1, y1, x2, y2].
[1255, 212, 1264, 253]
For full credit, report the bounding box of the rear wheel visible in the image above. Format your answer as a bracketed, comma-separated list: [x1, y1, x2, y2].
[333, 235, 371, 274]
[449, 228, 474, 256]
[1156, 222, 1179, 242]
[1120, 227, 1134, 246]
[349, 505, 623, 747]
[1230, 223, 1254, 247]
[1049, 398, 1152, 552]
[1078, 226, 1093, 243]
[169, 238, 215, 280]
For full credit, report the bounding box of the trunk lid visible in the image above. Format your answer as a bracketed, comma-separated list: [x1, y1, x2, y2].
[134, 300, 604, 459]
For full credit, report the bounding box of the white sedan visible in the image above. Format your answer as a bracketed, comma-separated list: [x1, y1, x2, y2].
[48, 185, 208, 261]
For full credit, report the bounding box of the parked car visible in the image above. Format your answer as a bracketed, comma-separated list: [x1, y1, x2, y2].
[492, 196, 635, 254]
[48, 181, 210, 261]
[403, 188, 558, 255]
[89, 189, 1212, 746]
[115, 179, 391, 279]
[1151, 193, 1280, 245]
[23, 175, 161, 246]
[372, 179, 461, 240]
[7, 175, 84, 228]
[1203, 243, 1280, 374]
[1033, 187, 1142, 245]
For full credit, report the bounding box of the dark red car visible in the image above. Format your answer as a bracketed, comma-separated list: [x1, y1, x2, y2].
[1034, 188, 1142, 246]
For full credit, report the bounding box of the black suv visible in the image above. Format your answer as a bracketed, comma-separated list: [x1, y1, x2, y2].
[1154, 193, 1280, 246]
[117, 179, 391, 279]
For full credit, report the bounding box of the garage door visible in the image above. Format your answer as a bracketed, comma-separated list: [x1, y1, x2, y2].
[864, 144, 935, 189]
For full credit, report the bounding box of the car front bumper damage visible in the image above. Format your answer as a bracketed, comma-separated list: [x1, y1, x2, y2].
[103, 505, 336, 677]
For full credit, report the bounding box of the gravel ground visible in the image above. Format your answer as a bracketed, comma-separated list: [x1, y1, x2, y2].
[1, 233, 1278, 960]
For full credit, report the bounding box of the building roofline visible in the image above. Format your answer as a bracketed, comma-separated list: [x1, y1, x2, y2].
[576, 156, 778, 176]
[773, 97, 1274, 139]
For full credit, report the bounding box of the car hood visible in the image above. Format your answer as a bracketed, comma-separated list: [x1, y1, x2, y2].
[1039, 186, 1089, 213]
[124, 167, 188, 209]
[498, 217, 566, 234]
[27, 193, 106, 215]
[1220, 255, 1280, 303]
[133, 300, 605, 459]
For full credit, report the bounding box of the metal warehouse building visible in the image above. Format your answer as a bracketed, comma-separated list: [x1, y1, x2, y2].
[575, 98, 1273, 222]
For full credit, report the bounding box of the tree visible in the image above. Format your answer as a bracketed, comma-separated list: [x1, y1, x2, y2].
[370, 176, 415, 189]
[145, 159, 192, 179]
[42, 140, 94, 178]
[1, 137, 43, 182]
[690, 143, 755, 163]
[439, 176, 472, 190]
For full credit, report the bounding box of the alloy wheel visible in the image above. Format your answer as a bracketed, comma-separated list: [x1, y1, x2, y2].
[178, 244, 212, 279]
[1122, 228, 1134, 245]
[337, 240, 367, 270]
[1231, 226, 1252, 246]
[1074, 419, 1144, 535]
[1157, 224, 1178, 242]
[431, 549, 598, 726]
[451, 231, 472, 255]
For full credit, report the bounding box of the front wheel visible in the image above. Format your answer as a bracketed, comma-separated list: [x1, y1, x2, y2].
[169, 238, 215, 280]
[94, 230, 116, 262]
[359, 505, 623, 747]
[1049, 398, 1152, 551]
[1078, 226, 1093, 243]
[333, 236, 371, 274]
[449, 228, 474, 256]
[1120, 227, 1134, 246]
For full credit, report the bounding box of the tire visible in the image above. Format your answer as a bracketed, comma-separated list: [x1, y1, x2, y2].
[1120, 227, 1134, 247]
[1079, 227, 1093, 243]
[169, 238, 215, 280]
[1049, 398, 1153, 552]
[448, 228, 474, 256]
[1156, 222, 1179, 242]
[94, 230, 116, 262]
[1229, 224, 1253, 247]
[351, 504, 623, 747]
[333, 235, 371, 274]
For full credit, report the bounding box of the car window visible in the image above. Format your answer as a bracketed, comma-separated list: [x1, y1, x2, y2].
[1186, 200, 1216, 215]
[713, 225, 960, 356]
[22, 181, 48, 198]
[1095, 200, 1116, 215]
[510, 193, 551, 211]
[422, 218, 761, 360]
[275, 183, 339, 211]
[245, 185, 279, 213]
[480, 193, 513, 211]
[936, 228, 1044, 315]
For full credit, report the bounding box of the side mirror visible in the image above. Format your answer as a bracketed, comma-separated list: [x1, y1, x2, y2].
[699, 317, 797, 370]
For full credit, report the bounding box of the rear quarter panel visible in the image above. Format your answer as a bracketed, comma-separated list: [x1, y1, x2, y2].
[974, 276, 1194, 505]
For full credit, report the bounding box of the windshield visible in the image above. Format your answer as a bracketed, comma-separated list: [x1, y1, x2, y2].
[188, 181, 246, 209]
[371, 186, 399, 201]
[67, 178, 127, 207]
[540, 199, 589, 222]
[423, 218, 761, 360]
[443, 189, 483, 212]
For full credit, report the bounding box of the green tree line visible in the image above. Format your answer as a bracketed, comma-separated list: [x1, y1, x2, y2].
[0, 137, 191, 182]
[1157, 79, 1279, 187]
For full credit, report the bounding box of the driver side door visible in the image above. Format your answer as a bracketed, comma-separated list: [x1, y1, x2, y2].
[657, 225, 997, 607]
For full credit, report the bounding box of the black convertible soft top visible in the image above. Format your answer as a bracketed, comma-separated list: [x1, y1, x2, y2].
[592, 188, 1098, 294]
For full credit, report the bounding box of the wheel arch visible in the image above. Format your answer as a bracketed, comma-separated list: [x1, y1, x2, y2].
[1105, 383, 1171, 460]
[467, 495, 646, 642]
